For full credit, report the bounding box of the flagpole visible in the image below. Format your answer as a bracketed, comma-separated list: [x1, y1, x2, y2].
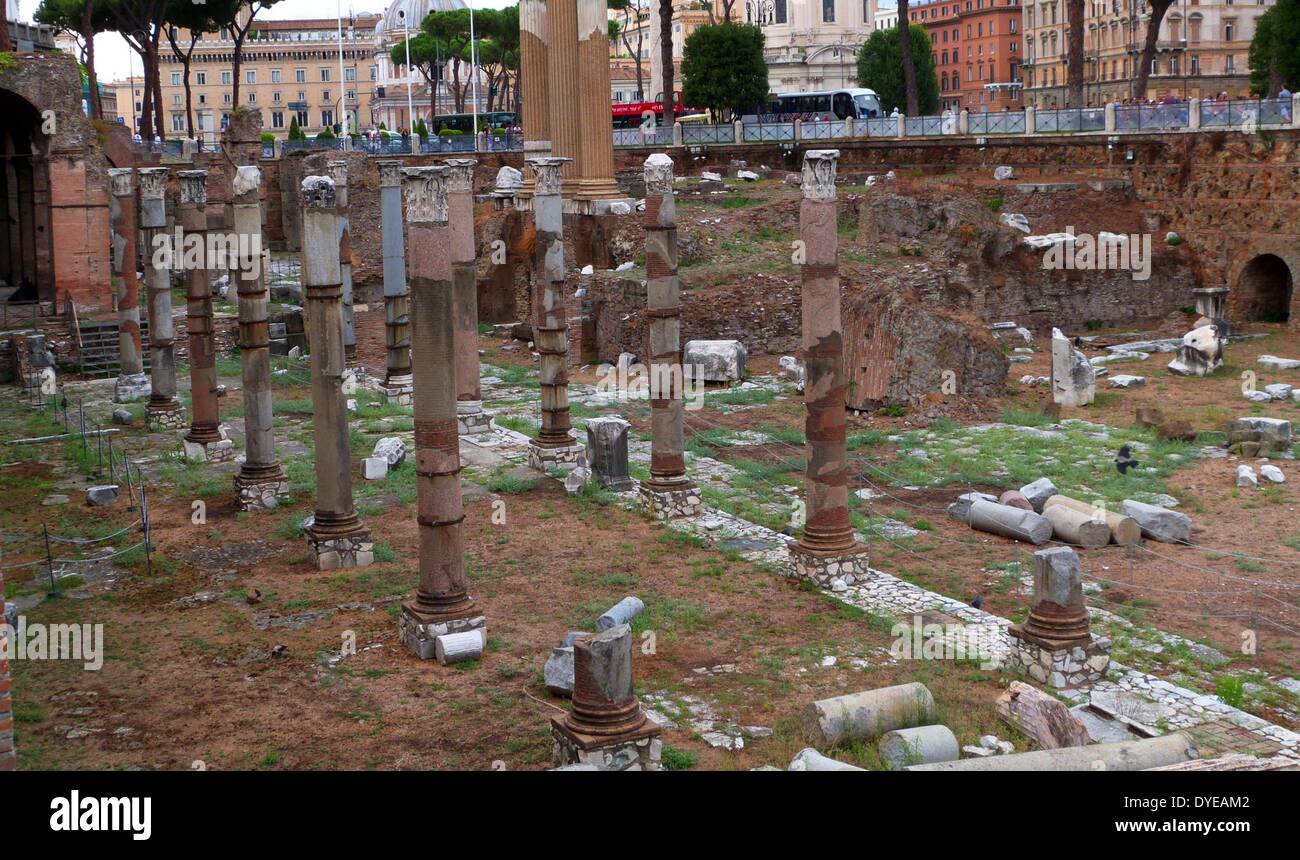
[336, 0, 348, 136]
[402, 11, 414, 132]
[468, 0, 479, 141]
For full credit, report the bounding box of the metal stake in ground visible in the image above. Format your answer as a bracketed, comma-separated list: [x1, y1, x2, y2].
[638, 153, 700, 520]
[398, 166, 483, 660]
[377, 160, 413, 403]
[300, 175, 374, 571]
[787, 150, 870, 588]
[177, 170, 224, 459]
[139, 167, 185, 428]
[231, 165, 289, 510]
[525, 156, 585, 474]
[326, 161, 357, 362]
[108, 168, 151, 403]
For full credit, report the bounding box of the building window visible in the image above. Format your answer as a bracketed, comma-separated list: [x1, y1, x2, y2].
[272, 111, 285, 129]
[273, 91, 281, 103]
[224, 93, 232, 104]
[171, 72, 181, 86]
[321, 109, 334, 127]
[171, 113, 185, 132]
[345, 67, 357, 82]
[321, 68, 331, 82]
[248, 92, 257, 104]
[221, 70, 232, 85]
[196, 71, 207, 85]
[775, 0, 788, 24]
[272, 69, 282, 83]
[296, 69, 306, 83]
[246, 70, 256, 84]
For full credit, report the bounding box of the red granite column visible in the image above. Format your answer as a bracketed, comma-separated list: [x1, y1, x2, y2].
[398, 166, 484, 661]
[789, 150, 869, 587]
[446, 158, 492, 435]
[177, 169, 231, 463]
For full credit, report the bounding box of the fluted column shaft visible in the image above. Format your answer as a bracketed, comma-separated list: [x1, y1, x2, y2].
[178, 170, 221, 445]
[519, 0, 552, 198]
[446, 159, 481, 404]
[576, 0, 621, 201]
[546, 0, 581, 193]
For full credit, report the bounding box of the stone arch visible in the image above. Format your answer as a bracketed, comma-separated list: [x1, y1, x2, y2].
[0, 51, 112, 310]
[1236, 254, 1293, 323]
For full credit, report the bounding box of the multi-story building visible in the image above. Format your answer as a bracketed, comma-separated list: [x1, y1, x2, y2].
[1024, 0, 1273, 108]
[157, 10, 381, 139]
[739, 0, 879, 93]
[371, 0, 475, 132]
[876, 1, 899, 30]
[909, 0, 1023, 112]
[110, 76, 146, 133]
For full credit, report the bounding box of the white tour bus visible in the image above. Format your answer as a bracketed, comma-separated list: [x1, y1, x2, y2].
[747, 88, 883, 124]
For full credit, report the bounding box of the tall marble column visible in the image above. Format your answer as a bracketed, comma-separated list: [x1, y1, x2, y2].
[108, 168, 150, 402]
[178, 170, 232, 463]
[787, 151, 869, 587]
[327, 160, 357, 361]
[140, 167, 185, 429]
[397, 166, 485, 661]
[446, 158, 491, 435]
[301, 175, 374, 570]
[546, 0, 581, 195]
[526, 157, 586, 473]
[518, 0, 552, 201]
[378, 160, 413, 404]
[638, 154, 700, 520]
[231, 165, 289, 510]
[576, 0, 623, 206]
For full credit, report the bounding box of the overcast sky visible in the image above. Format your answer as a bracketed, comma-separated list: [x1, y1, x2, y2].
[16, 0, 516, 82]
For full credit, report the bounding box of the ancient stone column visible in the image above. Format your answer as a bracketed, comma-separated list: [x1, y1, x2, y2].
[546, 0, 581, 194]
[518, 0, 552, 201]
[526, 157, 586, 473]
[446, 158, 492, 435]
[108, 168, 150, 403]
[1007, 545, 1110, 689]
[576, 0, 622, 206]
[231, 165, 289, 510]
[638, 154, 700, 520]
[551, 624, 662, 770]
[140, 168, 185, 429]
[397, 166, 485, 661]
[300, 175, 374, 570]
[177, 170, 232, 463]
[788, 151, 869, 587]
[327, 160, 357, 361]
[378, 160, 413, 404]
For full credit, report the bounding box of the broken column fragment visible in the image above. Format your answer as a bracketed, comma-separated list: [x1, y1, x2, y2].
[139, 167, 185, 429]
[230, 165, 289, 510]
[107, 168, 150, 403]
[585, 416, 633, 491]
[638, 153, 701, 520]
[878, 725, 960, 768]
[397, 166, 486, 660]
[300, 175, 373, 571]
[1167, 323, 1224, 377]
[801, 682, 937, 748]
[1051, 327, 1095, 407]
[787, 150, 871, 589]
[551, 624, 662, 770]
[905, 733, 1198, 771]
[377, 160, 413, 405]
[525, 156, 586, 474]
[177, 169, 232, 462]
[1008, 546, 1110, 689]
[965, 499, 1053, 545]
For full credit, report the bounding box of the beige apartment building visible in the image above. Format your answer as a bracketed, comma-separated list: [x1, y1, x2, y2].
[1023, 0, 1274, 108]
[155, 12, 381, 139]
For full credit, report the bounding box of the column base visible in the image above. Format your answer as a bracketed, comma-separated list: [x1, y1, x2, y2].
[1008, 629, 1111, 690]
[384, 374, 413, 406]
[785, 542, 871, 590]
[456, 401, 495, 435]
[146, 403, 187, 430]
[398, 607, 486, 661]
[113, 373, 151, 402]
[527, 440, 587, 473]
[638, 481, 703, 520]
[181, 435, 236, 464]
[305, 526, 374, 571]
[233, 471, 290, 511]
[550, 718, 662, 771]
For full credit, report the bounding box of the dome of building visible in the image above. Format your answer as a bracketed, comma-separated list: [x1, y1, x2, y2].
[376, 0, 467, 34]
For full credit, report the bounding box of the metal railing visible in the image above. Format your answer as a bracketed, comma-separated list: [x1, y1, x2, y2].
[968, 111, 1027, 135]
[681, 123, 736, 145]
[801, 120, 849, 140]
[1035, 107, 1106, 133]
[859, 116, 897, 137]
[1198, 98, 1292, 129]
[1115, 103, 1189, 131]
[614, 126, 674, 147]
[419, 134, 477, 153]
[283, 137, 345, 152]
[742, 122, 796, 142]
[904, 115, 955, 136]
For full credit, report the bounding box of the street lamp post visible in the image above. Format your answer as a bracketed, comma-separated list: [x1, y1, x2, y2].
[400, 9, 414, 132]
[469, 0, 480, 142]
[336, 1, 348, 137]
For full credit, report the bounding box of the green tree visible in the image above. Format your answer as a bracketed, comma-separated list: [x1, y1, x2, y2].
[35, 0, 112, 119]
[162, 0, 236, 137]
[856, 25, 939, 116]
[681, 23, 768, 120]
[287, 116, 303, 140]
[1249, 0, 1300, 96]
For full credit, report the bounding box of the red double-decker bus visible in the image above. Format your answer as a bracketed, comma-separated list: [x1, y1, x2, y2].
[611, 93, 706, 129]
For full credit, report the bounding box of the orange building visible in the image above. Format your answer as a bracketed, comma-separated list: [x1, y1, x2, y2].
[908, 0, 1023, 112]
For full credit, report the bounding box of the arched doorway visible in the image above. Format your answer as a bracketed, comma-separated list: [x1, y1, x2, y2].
[1236, 254, 1293, 323]
[0, 87, 54, 305]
